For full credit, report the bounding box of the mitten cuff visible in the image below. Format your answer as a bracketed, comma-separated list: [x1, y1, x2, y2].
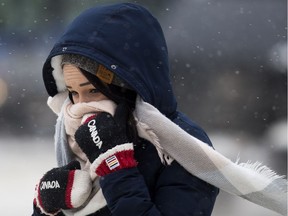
[34, 169, 92, 215]
[67, 170, 92, 208]
[90, 143, 137, 176]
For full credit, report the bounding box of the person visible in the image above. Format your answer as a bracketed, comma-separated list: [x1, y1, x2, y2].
[32, 3, 219, 216]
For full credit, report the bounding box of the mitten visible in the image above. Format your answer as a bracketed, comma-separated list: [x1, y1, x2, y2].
[34, 160, 92, 215]
[75, 103, 137, 177]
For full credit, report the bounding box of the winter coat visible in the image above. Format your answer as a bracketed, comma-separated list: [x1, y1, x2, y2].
[35, 3, 219, 216]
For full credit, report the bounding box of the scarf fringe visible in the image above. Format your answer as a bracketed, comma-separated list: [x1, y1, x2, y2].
[236, 159, 287, 189]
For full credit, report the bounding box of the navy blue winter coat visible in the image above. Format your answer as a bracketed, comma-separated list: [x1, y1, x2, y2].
[38, 3, 219, 216]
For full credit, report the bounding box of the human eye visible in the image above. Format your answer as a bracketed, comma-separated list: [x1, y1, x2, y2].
[69, 90, 78, 96]
[90, 88, 100, 94]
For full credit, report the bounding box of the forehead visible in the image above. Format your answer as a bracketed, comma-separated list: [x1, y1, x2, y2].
[63, 64, 89, 85]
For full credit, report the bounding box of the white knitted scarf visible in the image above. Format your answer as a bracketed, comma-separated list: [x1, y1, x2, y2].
[48, 93, 118, 215]
[48, 93, 287, 215]
[134, 97, 287, 215]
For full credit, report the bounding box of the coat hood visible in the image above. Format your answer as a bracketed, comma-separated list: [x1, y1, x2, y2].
[42, 3, 177, 116]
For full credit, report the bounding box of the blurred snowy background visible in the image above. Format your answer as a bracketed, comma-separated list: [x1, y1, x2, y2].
[0, 0, 286, 215]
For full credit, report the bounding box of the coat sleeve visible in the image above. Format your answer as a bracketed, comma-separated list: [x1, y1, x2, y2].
[100, 165, 218, 216]
[100, 168, 162, 216]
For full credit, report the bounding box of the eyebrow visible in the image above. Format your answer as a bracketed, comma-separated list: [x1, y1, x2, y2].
[66, 81, 91, 89]
[79, 81, 91, 87]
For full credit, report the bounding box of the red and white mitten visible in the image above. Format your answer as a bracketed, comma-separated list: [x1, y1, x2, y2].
[75, 103, 137, 177]
[34, 160, 92, 215]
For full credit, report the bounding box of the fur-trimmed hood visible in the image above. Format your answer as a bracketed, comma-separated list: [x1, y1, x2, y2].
[42, 3, 177, 117]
